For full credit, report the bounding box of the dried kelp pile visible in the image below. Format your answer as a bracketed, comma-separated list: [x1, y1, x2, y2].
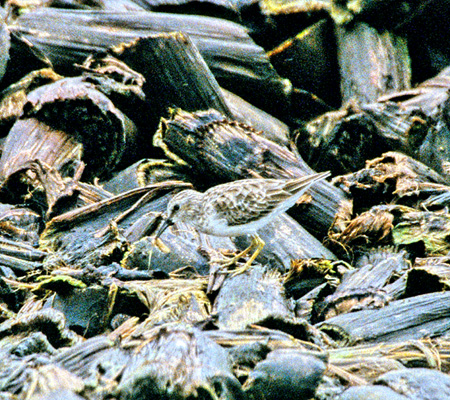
[1, 0, 450, 399]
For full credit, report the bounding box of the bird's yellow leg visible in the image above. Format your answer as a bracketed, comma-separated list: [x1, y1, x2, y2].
[232, 241, 256, 260]
[231, 234, 265, 276]
[210, 237, 256, 266]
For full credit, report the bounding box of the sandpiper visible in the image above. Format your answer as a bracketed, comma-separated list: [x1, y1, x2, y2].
[154, 171, 331, 273]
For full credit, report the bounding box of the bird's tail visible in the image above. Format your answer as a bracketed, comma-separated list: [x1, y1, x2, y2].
[285, 171, 331, 195]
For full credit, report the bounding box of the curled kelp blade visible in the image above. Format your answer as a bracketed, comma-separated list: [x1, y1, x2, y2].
[375, 368, 450, 399]
[0, 118, 82, 184]
[10, 8, 289, 118]
[0, 68, 62, 132]
[23, 77, 135, 178]
[84, 38, 290, 150]
[0, 235, 45, 276]
[243, 348, 326, 400]
[374, 67, 450, 177]
[6, 265, 208, 337]
[123, 214, 240, 275]
[0, 76, 136, 183]
[268, 16, 410, 110]
[298, 67, 450, 177]
[326, 336, 450, 386]
[107, 32, 289, 147]
[329, 204, 450, 260]
[39, 181, 192, 268]
[335, 21, 411, 105]
[297, 100, 428, 176]
[405, 256, 450, 296]
[115, 324, 244, 400]
[0, 160, 86, 221]
[0, 204, 41, 245]
[0, 310, 85, 398]
[220, 88, 290, 146]
[0, 306, 79, 350]
[327, 152, 450, 254]
[310, 247, 411, 322]
[317, 291, 450, 346]
[6, 11, 293, 151]
[0, 156, 116, 222]
[212, 266, 332, 346]
[111, 33, 229, 116]
[268, 19, 340, 111]
[213, 266, 293, 330]
[104, 32, 231, 156]
[102, 159, 191, 195]
[47, 274, 206, 337]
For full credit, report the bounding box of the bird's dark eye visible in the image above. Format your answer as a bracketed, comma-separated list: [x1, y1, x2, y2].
[172, 204, 180, 211]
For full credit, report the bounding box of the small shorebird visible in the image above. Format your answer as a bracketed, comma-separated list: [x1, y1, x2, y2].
[154, 171, 330, 273]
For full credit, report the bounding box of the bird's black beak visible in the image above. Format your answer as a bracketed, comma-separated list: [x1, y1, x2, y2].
[154, 217, 174, 239]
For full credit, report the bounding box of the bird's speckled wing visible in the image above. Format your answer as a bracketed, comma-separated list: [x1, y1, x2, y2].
[202, 179, 285, 226]
[200, 180, 293, 226]
[201, 172, 330, 226]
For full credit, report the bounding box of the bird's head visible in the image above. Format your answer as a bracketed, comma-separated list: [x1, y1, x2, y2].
[154, 189, 201, 239]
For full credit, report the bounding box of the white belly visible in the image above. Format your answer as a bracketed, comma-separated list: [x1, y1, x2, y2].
[195, 212, 276, 237]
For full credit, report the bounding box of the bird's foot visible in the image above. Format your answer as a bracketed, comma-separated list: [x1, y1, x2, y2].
[210, 245, 254, 274]
[229, 260, 252, 276]
[209, 255, 239, 268]
[228, 235, 265, 276]
[210, 236, 265, 276]
[209, 255, 253, 276]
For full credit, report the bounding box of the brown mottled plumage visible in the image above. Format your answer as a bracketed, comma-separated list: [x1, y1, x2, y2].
[154, 171, 330, 273]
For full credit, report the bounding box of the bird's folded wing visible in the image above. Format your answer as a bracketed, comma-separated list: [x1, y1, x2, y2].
[206, 181, 291, 226]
